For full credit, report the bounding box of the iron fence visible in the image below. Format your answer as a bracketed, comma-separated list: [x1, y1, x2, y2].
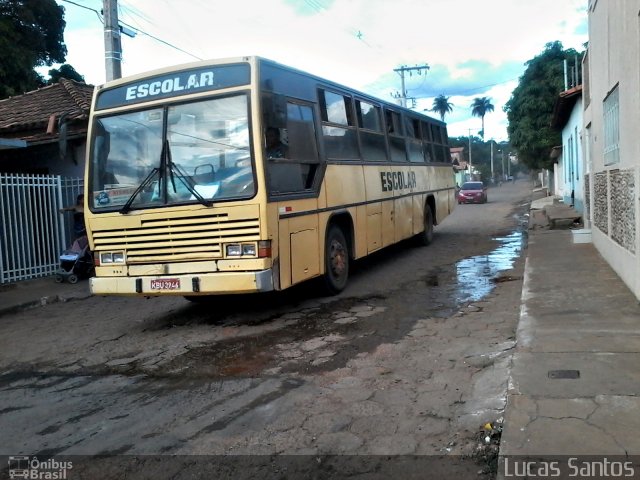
[0, 173, 83, 283]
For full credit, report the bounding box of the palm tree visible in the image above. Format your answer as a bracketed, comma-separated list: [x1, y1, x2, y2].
[430, 94, 454, 121]
[470, 97, 494, 139]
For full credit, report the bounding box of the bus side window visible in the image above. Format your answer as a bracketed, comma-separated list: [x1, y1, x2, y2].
[356, 99, 387, 161]
[267, 102, 320, 194]
[385, 109, 406, 162]
[319, 89, 359, 160]
[405, 115, 424, 163]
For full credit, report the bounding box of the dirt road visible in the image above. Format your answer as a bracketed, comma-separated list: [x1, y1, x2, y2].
[0, 180, 532, 479]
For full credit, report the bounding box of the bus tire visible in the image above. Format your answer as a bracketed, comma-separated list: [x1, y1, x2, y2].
[323, 225, 349, 295]
[416, 204, 434, 246]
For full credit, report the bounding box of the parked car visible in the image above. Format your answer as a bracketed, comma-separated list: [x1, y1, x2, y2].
[457, 181, 487, 204]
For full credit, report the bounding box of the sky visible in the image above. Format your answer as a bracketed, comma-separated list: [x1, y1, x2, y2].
[51, 0, 589, 141]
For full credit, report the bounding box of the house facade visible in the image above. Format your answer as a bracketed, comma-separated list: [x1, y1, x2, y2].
[450, 146, 469, 186]
[0, 80, 93, 283]
[584, 0, 640, 299]
[550, 146, 563, 198]
[0, 79, 94, 177]
[551, 85, 584, 212]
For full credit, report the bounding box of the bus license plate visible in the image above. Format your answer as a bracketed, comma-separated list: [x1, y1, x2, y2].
[150, 278, 180, 290]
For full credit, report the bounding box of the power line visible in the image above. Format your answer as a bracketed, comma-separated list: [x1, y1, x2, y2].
[304, 0, 326, 14]
[60, 0, 102, 22]
[60, 0, 202, 61]
[118, 0, 152, 26]
[393, 64, 429, 108]
[117, 18, 203, 61]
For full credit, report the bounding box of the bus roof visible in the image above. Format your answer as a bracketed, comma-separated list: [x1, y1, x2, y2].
[94, 56, 445, 125]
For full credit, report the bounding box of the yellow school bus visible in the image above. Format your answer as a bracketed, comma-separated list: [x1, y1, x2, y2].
[85, 56, 455, 298]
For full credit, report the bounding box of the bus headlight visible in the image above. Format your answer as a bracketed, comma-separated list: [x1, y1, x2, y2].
[225, 244, 242, 256]
[99, 251, 126, 264]
[242, 244, 256, 256]
[225, 243, 258, 257]
[100, 253, 113, 264]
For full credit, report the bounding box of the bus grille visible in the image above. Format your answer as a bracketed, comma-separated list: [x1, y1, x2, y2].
[92, 213, 260, 263]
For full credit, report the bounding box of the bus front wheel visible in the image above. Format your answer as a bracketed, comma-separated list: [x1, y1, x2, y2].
[416, 204, 434, 246]
[323, 225, 349, 295]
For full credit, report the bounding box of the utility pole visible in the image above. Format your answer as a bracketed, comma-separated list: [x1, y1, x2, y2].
[393, 64, 429, 108]
[490, 140, 494, 182]
[467, 129, 473, 179]
[103, 0, 122, 81]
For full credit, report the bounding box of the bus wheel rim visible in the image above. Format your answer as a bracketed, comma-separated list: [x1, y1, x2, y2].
[330, 239, 346, 276]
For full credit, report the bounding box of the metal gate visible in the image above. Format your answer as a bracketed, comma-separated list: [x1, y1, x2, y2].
[0, 173, 83, 283]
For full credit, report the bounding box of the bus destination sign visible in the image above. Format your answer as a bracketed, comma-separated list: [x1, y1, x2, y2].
[96, 64, 251, 110]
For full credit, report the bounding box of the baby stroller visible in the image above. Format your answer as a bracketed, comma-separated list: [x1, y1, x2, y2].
[55, 235, 94, 284]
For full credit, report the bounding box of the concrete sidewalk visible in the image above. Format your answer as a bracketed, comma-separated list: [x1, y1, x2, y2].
[0, 275, 92, 318]
[500, 224, 640, 459]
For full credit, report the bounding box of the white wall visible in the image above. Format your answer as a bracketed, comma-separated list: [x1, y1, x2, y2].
[553, 160, 563, 197]
[585, 0, 640, 299]
[561, 99, 584, 211]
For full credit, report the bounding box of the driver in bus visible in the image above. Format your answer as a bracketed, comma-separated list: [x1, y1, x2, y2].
[265, 127, 288, 159]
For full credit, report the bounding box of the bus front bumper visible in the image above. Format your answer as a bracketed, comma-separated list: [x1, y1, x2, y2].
[90, 270, 275, 296]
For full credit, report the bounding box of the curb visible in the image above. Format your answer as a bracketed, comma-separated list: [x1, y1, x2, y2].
[0, 293, 92, 319]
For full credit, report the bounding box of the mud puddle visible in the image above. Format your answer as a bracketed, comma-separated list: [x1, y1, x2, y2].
[154, 226, 527, 380]
[160, 296, 389, 378]
[454, 230, 525, 303]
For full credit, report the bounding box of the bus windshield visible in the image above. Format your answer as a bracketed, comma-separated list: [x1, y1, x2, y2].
[89, 93, 255, 211]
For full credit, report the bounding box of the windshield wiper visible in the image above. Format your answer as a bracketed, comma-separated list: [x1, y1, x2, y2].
[165, 141, 213, 207]
[120, 139, 167, 214]
[119, 140, 213, 213]
[119, 167, 160, 214]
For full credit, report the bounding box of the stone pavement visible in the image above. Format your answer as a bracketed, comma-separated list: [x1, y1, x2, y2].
[499, 216, 640, 464]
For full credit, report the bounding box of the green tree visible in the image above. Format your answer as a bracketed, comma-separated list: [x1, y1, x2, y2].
[470, 97, 494, 139]
[0, 0, 67, 98]
[449, 136, 515, 184]
[48, 64, 85, 84]
[505, 41, 583, 170]
[430, 94, 454, 121]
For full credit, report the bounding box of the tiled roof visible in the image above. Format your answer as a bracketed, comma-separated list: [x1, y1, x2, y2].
[551, 85, 583, 130]
[0, 79, 94, 140]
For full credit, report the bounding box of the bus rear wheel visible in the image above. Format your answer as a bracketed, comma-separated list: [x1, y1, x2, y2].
[416, 204, 434, 246]
[323, 225, 349, 295]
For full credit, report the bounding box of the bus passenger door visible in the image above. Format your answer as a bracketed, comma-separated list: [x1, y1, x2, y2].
[266, 100, 322, 289]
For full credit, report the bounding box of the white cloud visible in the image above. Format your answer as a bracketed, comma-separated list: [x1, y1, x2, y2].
[54, 0, 588, 141]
